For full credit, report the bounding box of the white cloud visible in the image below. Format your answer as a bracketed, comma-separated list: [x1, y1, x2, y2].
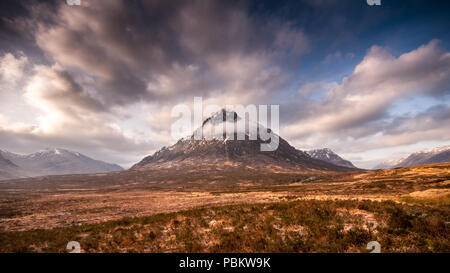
[283, 40, 450, 139]
[0, 52, 28, 86]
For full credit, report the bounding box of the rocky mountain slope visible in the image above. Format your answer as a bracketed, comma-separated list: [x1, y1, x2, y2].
[132, 110, 356, 173]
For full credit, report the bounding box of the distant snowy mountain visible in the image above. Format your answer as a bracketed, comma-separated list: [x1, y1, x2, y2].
[0, 148, 123, 180]
[394, 145, 450, 167]
[374, 145, 450, 169]
[306, 148, 356, 168]
[374, 158, 404, 169]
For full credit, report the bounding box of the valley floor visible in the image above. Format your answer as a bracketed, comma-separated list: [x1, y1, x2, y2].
[0, 163, 449, 252]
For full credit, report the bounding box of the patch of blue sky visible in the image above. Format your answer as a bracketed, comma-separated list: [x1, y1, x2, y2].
[388, 95, 449, 120]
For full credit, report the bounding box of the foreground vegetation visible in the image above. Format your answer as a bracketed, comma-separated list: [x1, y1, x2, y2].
[0, 199, 448, 253]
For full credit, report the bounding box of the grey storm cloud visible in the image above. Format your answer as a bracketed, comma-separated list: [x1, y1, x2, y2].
[20, 64, 107, 124]
[24, 0, 308, 108]
[0, 0, 309, 167]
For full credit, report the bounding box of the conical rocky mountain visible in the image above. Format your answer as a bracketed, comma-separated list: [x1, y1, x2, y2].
[132, 110, 356, 172]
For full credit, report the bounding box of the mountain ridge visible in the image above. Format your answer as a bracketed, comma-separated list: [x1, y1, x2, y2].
[0, 153, 23, 180]
[375, 145, 450, 169]
[306, 148, 357, 168]
[0, 148, 123, 181]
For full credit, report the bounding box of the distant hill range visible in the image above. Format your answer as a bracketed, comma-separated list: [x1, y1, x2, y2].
[0, 148, 123, 181]
[375, 145, 450, 169]
[132, 109, 358, 173]
[306, 148, 356, 168]
[0, 153, 23, 180]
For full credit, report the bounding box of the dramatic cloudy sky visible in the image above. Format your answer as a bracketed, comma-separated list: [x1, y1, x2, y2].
[0, 0, 449, 168]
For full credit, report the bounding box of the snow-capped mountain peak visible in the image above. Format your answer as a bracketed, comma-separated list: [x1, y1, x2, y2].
[132, 112, 355, 172]
[306, 148, 356, 168]
[191, 109, 272, 142]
